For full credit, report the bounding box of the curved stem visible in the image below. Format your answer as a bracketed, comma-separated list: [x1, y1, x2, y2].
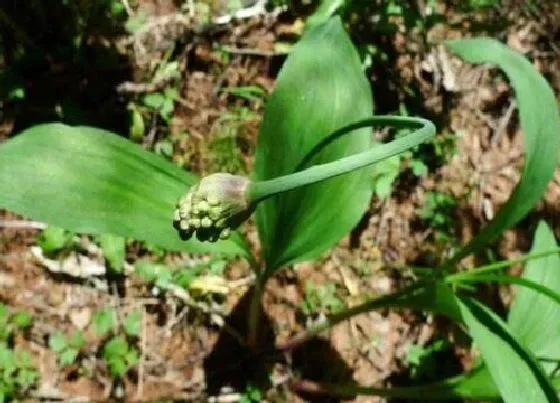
[248, 116, 436, 203]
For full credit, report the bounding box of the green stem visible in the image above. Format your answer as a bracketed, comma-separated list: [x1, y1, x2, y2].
[277, 281, 426, 351]
[249, 116, 435, 203]
[247, 276, 265, 350]
[446, 274, 560, 306]
[444, 247, 560, 283]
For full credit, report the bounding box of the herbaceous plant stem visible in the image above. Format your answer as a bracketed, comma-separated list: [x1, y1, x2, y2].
[248, 116, 436, 203]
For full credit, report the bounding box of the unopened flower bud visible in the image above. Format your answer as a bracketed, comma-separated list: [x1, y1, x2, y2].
[173, 173, 252, 242]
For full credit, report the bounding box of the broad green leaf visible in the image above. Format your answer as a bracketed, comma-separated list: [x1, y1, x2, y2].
[306, 0, 344, 29]
[254, 17, 374, 271]
[318, 365, 499, 400]
[0, 123, 250, 258]
[99, 233, 126, 273]
[509, 221, 560, 374]
[445, 38, 560, 266]
[458, 296, 558, 403]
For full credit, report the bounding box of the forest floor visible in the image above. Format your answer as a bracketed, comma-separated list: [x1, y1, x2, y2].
[1, 0, 560, 402]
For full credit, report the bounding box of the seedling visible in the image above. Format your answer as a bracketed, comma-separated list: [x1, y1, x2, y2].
[0, 343, 38, 402]
[0, 305, 37, 401]
[91, 307, 141, 380]
[1, 17, 559, 403]
[421, 191, 461, 242]
[103, 336, 139, 379]
[0, 305, 32, 343]
[49, 330, 86, 367]
[301, 282, 344, 316]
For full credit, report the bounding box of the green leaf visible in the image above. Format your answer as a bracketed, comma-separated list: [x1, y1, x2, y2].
[123, 310, 142, 337]
[37, 226, 72, 253]
[59, 348, 79, 366]
[458, 296, 558, 403]
[68, 331, 86, 349]
[134, 261, 170, 283]
[254, 17, 374, 271]
[104, 336, 128, 358]
[0, 123, 250, 258]
[108, 357, 127, 378]
[124, 348, 139, 366]
[10, 311, 32, 329]
[93, 307, 117, 336]
[306, 0, 344, 29]
[128, 104, 145, 141]
[48, 332, 68, 353]
[445, 38, 560, 265]
[99, 233, 125, 273]
[143, 93, 165, 109]
[509, 221, 560, 374]
[372, 155, 401, 199]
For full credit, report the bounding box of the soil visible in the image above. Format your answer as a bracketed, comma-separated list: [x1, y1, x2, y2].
[1, 1, 559, 402]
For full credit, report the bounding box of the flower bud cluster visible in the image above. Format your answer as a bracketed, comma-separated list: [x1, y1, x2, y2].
[173, 173, 251, 242]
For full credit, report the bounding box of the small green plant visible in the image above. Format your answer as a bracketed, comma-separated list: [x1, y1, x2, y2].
[0, 342, 38, 402]
[1, 17, 559, 403]
[301, 282, 344, 316]
[103, 336, 139, 379]
[239, 382, 263, 403]
[37, 226, 74, 255]
[421, 191, 461, 241]
[49, 330, 86, 367]
[92, 307, 141, 379]
[406, 339, 450, 380]
[0, 305, 32, 342]
[0, 305, 37, 401]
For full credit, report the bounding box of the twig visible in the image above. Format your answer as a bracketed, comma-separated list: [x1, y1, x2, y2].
[0, 220, 46, 230]
[219, 45, 285, 57]
[121, 0, 133, 16]
[491, 100, 516, 146]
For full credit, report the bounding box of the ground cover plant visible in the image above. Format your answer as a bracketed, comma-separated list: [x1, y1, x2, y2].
[0, 3, 560, 402]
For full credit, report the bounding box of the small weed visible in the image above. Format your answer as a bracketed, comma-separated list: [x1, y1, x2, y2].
[92, 307, 141, 380]
[37, 226, 74, 255]
[301, 282, 344, 316]
[421, 191, 460, 242]
[0, 304, 37, 401]
[49, 330, 86, 367]
[406, 339, 450, 380]
[239, 382, 263, 403]
[103, 336, 139, 379]
[0, 343, 38, 402]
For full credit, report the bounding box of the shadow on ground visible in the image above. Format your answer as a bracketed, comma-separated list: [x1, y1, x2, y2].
[203, 286, 355, 402]
[1, 1, 133, 135]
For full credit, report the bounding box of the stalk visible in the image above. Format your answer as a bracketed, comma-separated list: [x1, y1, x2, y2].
[173, 115, 436, 350]
[277, 281, 426, 351]
[247, 275, 264, 350]
[249, 116, 435, 203]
